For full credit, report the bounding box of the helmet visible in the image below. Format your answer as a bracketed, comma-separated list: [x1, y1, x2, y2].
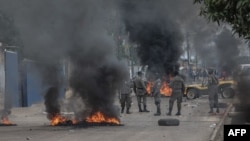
[207, 68, 214, 75]
[137, 71, 142, 76]
[173, 70, 179, 76]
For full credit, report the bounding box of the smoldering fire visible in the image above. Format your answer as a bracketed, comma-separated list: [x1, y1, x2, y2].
[0, 0, 128, 124]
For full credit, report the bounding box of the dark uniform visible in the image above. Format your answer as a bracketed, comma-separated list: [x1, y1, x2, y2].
[133, 71, 150, 112]
[167, 71, 185, 116]
[119, 80, 133, 114]
[152, 77, 162, 116]
[207, 69, 219, 113]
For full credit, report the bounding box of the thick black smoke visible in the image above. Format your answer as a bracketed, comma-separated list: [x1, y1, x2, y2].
[68, 32, 128, 119]
[0, 0, 128, 120]
[120, 0, 184, 77]
[44, 87, 60, 119]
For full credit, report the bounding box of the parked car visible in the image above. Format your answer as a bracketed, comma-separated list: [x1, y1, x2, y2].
[184, 79, 236, 99]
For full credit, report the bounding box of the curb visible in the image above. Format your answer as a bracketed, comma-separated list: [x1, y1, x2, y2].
[209, 103, 233, 141]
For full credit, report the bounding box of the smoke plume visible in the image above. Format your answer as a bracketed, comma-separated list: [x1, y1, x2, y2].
[0, 0, 128, 120]
[120, 0, 184, 77]
[214, 28, 241, 74]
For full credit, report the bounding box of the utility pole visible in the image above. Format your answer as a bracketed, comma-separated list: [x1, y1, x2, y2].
[186, 33, 190, 66]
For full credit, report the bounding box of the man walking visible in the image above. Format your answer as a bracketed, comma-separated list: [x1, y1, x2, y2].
[167, 71, 185, 116]
[151, 73, 162, 116]
[133, 71, 150, 112]
[119, 80, 133, 114]
[207, 69, 219, 114]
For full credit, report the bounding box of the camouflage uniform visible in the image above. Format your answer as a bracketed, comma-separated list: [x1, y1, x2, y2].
[167, 73, 185, 116]
[119, 80, 133, 114]
[133, 72, 149, 112]
[152, 78, 162, 116]
[207, 71, 219, 113]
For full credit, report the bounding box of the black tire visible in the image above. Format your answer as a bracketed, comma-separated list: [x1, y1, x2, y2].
[186, 89, 197, 99]
[158, 118, 180, 126]
[221, 87, 235, 99]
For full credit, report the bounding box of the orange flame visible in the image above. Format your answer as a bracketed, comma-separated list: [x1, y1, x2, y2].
[86, 111, 120, 124]
[1, 117, 12, 125]
[146, 81, 154, 95]
[160, 81, 172, 96]
[50, 114, 78, 126]
[50, 114, 67, 126]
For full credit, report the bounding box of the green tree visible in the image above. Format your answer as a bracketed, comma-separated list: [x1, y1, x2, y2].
[194, 0, 250, 39]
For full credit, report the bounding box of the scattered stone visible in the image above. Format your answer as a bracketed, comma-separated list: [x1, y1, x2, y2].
[209, 123, 216, 128]
[69, 130, 75, 133]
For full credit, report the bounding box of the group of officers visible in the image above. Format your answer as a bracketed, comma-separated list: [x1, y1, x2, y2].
[119, 70, 185, 116]
[119, 69, 220, 116]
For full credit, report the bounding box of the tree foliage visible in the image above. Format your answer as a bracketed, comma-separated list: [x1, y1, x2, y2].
[194, 0, 250, 39]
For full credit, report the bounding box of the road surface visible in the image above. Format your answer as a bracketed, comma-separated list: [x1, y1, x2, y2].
[0, 95, 232, 141]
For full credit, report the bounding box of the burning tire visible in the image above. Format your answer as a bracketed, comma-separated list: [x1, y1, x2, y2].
[186, 89, 197, 99]
[158, 118, 180, 126]
[221, 87, 234, 99]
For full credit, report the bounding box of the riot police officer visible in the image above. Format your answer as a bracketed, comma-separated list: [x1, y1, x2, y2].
[119, 80, 133, 114]
[207, 69, 219, 113]
[167, 71, 185, 116]
[151, 73, 162, 116]
[133, 71, 150, 112]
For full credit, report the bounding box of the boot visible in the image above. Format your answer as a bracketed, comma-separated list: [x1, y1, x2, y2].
[176, 102, 181, 116]
[154, 106, 161, 116]
[167, 101, 173, 116]
[126, 108, 131, 114]
[175, 112, 181, 116]
[166, 112, 171, 116]
[138, 105, 143, 112]
[216, 108, 220, 113]
[209, 101, 215, 113]
[143, 105, 150, 112]
[121, 107, 124, 113]
[154, 113, 161, 116]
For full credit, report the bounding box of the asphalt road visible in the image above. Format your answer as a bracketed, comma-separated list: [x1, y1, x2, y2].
[0, 95, 232, 141]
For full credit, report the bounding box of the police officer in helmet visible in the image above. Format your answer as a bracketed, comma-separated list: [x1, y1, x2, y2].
[167, 70, 185, 116]
[207, 68, 219, 114]
[133, 71, 150, 112]
[151, 73, 162, 116]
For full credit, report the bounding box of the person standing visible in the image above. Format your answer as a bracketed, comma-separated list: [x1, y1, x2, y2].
[167, 71, 185, 116]
[133, 71, 150, 112]
[151, 73, 162, 116]
[220, 70, 227, 80]
[192, 69, 197, 82]
[119, 80, 133, 114]
[207, 69, 219, 114]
